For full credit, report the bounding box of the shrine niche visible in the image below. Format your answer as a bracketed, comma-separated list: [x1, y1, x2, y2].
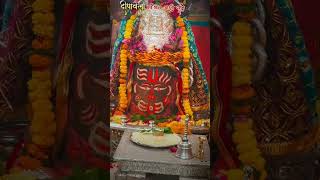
[110, 0, 211, 179]
[110, 3, 210, 121]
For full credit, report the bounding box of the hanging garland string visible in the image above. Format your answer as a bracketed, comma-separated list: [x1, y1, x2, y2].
[225, 0, 267, 179]
[14, 0, 57, 171]
[111, 18, 128, 71]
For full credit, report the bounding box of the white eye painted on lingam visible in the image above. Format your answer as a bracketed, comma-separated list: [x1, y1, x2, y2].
[139, 8, 174, 52]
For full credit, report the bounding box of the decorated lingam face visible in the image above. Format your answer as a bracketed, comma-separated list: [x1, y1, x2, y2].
[138, 8, 174, 51]
[130, 65, 178, 117]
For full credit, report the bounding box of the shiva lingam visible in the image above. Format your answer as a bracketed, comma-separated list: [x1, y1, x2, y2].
[176, 114, 193, 160]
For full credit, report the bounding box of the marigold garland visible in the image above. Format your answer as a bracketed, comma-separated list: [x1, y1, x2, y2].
[32, 37, 54, 50]
[15, 0, 57, 171]
[32, 25, 54, 38]
[32, 0, 54, 12]
[228, 19, 267, 179]
[129, 51, 183, 66]
[177, 16, 194, 118]
[32, 12, 55, 25]
[116, 15, 136, 113]
[157, 121, 192, 134]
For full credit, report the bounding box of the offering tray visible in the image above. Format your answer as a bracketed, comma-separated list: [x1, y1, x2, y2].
[130, 131, 181, 148]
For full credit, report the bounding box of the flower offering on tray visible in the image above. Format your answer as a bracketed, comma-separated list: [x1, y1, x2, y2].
[131, 131, 181, 148]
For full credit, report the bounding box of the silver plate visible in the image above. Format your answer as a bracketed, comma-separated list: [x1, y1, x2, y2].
[130, 133, 181, 148]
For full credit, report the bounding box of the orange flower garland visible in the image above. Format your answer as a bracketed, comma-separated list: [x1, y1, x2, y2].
[116, 15, 136, 113]
[14, 0, 57, 171]
[177, 16, 193, 118]
[129, 51, 183, 66]
[228, 14, 267, 180]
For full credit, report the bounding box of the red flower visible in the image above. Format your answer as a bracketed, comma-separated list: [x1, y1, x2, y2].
[170, 146, 177, 153]
[171, 8, 179, 18]
[162, 0, 174, 5]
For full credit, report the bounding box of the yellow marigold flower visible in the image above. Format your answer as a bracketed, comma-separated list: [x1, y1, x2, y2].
[29, 54, 52, 68]
[120, 62, 127, 67]
[240, 149, 261, 161]
[32, 134, 55, 147]
[181, 36, 188, 42]
[184, 46, 190, 52]
[33, 25, 54, 38]
[253, 157, 266, 170]
[29, 91, 51, 102]
[232, 35, 253, 48]
[236, 141, 258, 153]
[176, 16, 182, 21]
[120, 53, 127, 58]
[260, 171, 267, 180]
[31, 100, 53, 112]
[232, 48, 252, 57]
[183, 52, 191, 59]
[225, 169, 244, 180]
[182, 68, 189, 73]
[32, 111, 54, 121]
[30, 123, 44, 134]
[130, 15, 137, 20]
[234, 121, 253, 130]
[182, 75, 189, 80]
[33, 121, 56, 135]
[232, 73, 251, 86]
[32, 71, 51, 80]
[32, 0, 54, 12]
[32, 12, 55, 25]
[32, 37, 54, 50]
[232, 130, 255, 143]
[232, 21, 252, 35]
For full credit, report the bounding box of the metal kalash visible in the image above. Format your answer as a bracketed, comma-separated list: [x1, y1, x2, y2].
[175, 114, 193, 160]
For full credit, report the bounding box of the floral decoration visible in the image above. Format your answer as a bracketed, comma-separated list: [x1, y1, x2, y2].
[114, 13, 194, 119]
[226, 2, 268, 179]
[14, 0, 57, 171]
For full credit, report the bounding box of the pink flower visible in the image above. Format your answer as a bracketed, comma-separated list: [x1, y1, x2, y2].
[176, 28, 182, 38]
[167, 0, 174, 4]
[178, 39, 184, 48]
[169, 34, 176, 42]
[163, 0, 174, 5]
[122, 39, 130, 44]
